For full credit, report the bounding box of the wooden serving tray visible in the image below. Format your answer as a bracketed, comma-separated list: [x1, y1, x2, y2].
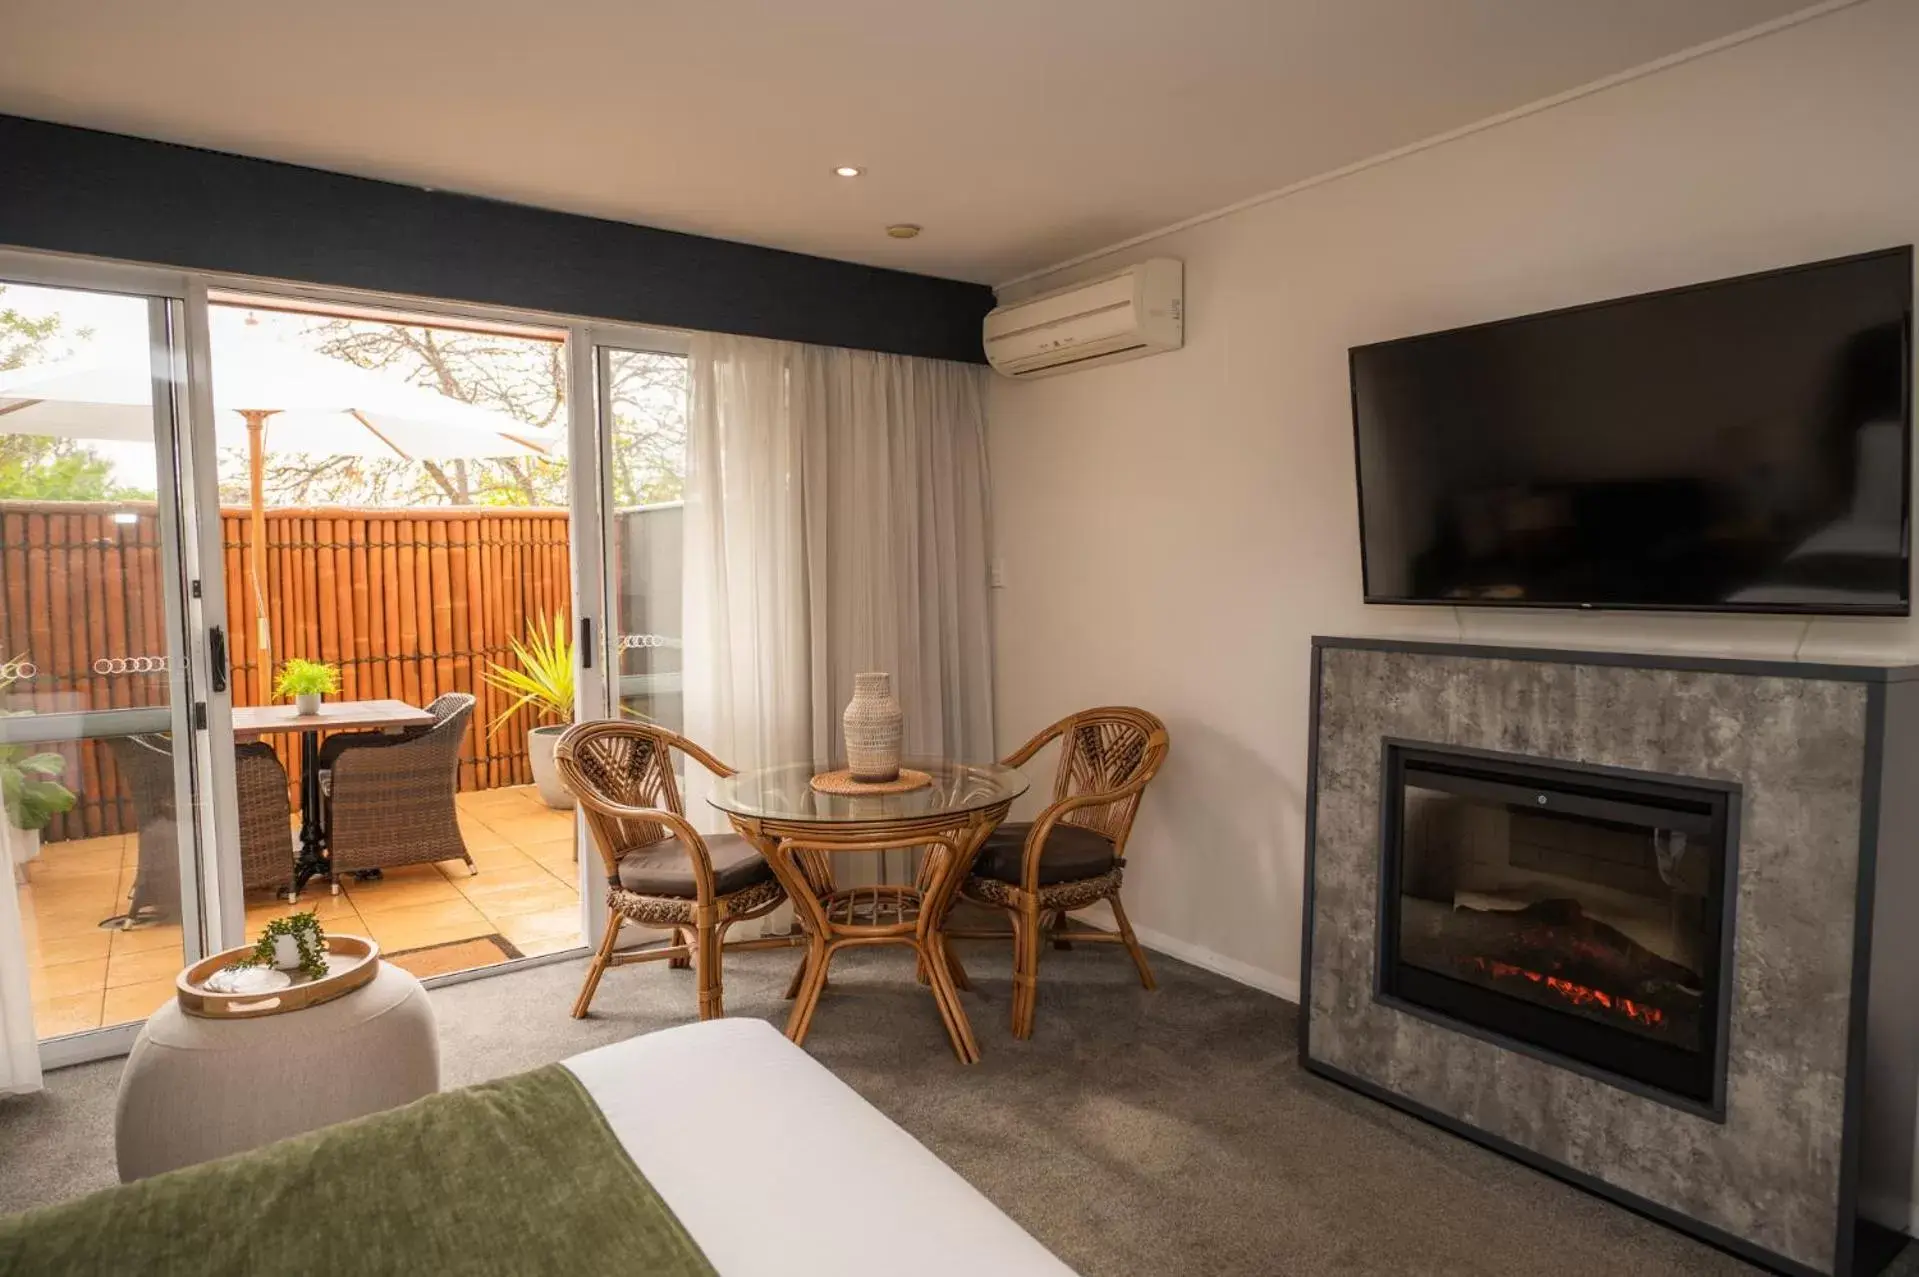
[809, 767, 933, 795]
[176, 935, 381, 1020]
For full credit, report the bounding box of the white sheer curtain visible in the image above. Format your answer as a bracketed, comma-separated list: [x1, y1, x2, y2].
[680, 333, 995, 870]
[1, 822, 43, 1094]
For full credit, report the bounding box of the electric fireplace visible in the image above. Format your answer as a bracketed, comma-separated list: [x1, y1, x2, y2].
[1376, 741, 1736, 1112]
[1305, 638, 1919, 1275]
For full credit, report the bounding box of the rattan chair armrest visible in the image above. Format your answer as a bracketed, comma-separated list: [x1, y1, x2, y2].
[999, 715, 1070, 769]
[570, 792, 722, 900]
[674, 736, 739, 780]
[1017, 738, 1170, 893]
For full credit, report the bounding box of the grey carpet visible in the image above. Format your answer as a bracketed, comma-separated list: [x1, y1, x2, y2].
[0, 938, 1905, 1276]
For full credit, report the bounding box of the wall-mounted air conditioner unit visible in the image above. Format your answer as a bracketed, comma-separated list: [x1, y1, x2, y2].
[984, 258, 1183, 379]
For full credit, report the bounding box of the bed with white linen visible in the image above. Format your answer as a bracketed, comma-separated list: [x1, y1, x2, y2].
[565, 1017, 1075, 1277]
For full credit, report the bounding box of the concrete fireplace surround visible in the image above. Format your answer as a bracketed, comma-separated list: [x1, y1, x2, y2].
[1301, 636, 1919, 1277]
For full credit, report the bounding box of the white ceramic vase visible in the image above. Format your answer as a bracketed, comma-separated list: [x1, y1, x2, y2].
[294, 692, 321, 717]
[843, 672, 903, 783]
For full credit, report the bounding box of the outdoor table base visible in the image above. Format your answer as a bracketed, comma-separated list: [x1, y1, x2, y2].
[294, 727, 325, 891]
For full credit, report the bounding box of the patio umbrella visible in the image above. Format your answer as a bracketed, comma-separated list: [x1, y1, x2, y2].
[0, 329, 561, 671]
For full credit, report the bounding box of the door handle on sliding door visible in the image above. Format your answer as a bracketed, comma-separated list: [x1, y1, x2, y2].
[208, 625, 229, 693]
[579, 617, 594, 670]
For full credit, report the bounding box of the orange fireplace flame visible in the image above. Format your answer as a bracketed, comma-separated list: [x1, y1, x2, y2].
[1465, 957, 1666, 1029]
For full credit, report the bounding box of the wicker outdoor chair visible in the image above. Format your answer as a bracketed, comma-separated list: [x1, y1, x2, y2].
[108, 734, 297, 922]
[554, 720, 791, 1022]
[322, 692, 475, 883]
[956, 706, 1169, 1039]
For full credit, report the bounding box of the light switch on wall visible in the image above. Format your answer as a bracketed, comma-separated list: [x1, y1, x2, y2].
[990, 558, 1007, 589]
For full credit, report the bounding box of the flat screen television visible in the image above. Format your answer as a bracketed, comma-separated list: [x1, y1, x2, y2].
[1350, 247, 1913, 614]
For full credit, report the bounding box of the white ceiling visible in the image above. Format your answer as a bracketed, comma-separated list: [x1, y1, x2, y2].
[0, 0, 1821, 285]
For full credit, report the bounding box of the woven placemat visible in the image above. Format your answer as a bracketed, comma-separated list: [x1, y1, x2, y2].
[809, 767, 933, 795]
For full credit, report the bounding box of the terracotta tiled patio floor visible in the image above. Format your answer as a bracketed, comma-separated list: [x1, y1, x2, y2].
[18, 785, 579, 1040]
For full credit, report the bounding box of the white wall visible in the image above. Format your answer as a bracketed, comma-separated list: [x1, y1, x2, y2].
[985, 0, 1919, 1005]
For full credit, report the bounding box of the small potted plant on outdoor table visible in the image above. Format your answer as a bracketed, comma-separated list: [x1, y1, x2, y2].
[483, 613, 574, 810]
[275, 658, 340, 718]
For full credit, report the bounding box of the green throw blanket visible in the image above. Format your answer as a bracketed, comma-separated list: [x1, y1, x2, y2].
[0, 1064, 717, 1277]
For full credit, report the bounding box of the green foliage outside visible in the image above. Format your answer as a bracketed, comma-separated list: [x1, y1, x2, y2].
[0, 657, 75, 832]
[0, 745, 77, 832]
[0, 442, 149, 502]
[484, 613, 574, 736]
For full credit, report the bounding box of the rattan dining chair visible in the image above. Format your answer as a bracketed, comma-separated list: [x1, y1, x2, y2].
[109, 734, 297, 921]
[957, 706, 1169, 1039]
[322, 692, 476, 881]
[554, 720, 791, 1022]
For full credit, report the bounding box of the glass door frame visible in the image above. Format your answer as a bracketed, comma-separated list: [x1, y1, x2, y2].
[573, 324, 691, 950]
[171, 269, 621, 981]
[0, 249, 242, 1068]
[0, 250, 702, 1018]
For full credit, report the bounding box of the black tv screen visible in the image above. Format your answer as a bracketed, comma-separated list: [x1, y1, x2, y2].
[1350, 248, 1913, 615]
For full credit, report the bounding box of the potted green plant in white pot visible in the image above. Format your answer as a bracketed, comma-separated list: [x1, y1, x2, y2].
[275, 658, 340, 717]
[2, 740, 78, 885]
[484, 613, 574, 810]
[0, 660, 77, 884]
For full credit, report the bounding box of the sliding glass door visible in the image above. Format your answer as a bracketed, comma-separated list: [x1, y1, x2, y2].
[0, 261, 233, 1061]
[0, 256, 693, 1028]
[593, 340, 690, 731]
[201, 291, 585, 977]
[564, 333, 690, 950]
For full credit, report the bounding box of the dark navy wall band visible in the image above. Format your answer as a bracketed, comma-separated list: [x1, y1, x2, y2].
[0, 114, 993, 364]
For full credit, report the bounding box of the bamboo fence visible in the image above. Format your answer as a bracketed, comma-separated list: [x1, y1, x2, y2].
[0, 501, 572, 842]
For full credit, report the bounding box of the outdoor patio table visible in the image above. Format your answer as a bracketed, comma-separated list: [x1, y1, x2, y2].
[233, 699, 435, 893]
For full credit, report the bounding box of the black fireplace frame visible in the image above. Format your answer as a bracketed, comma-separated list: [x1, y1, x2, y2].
[1371, 737, 1742, 1122]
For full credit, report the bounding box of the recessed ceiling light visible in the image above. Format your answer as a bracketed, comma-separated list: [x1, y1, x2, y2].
[886, 224, 921, 239]
[834, 165, 863, 178]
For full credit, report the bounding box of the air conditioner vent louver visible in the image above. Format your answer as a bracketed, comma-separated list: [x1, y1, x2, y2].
[1005, 342, 1148, 377]
[984, 259, 1182, 379]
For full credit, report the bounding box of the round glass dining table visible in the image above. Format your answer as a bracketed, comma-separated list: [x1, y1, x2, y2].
[708, 759, 1028, 1064]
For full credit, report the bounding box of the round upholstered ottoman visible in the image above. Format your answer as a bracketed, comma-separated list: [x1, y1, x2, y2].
[115, 961, 440, 1181]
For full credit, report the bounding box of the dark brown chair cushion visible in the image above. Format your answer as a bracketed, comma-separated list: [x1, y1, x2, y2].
[971, 821, 1116, 886]
[616, 833, 774, 898]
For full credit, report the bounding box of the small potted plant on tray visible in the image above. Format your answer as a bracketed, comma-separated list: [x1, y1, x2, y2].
[251, 910, 329, 978]
[204, 910, 329, 995]
[275, 658, 340, 718]
[483, 613, 574, 810]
